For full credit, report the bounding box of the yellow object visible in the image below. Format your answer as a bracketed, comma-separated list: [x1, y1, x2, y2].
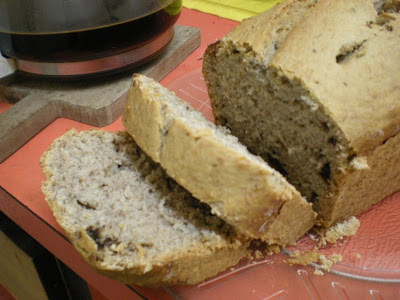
[164, 0, 183, 16]
[183, 0, 283, 21]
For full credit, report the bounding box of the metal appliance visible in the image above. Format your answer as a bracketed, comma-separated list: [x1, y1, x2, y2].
[0, 0, 182, 77]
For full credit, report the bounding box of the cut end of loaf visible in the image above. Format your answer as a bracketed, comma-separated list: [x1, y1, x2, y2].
[40, 129, 248, 286]
[204, 35, 351, 223]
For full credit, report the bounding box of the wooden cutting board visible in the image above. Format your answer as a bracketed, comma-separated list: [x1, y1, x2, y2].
[0, 25, 200, 163]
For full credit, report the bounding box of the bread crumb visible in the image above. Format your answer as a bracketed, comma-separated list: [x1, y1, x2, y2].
[245, 250, 254, 260]
[329, 254, 342, 263]
[266, 244, 281, 255]
[308, 233, 318, 241]
[314, 254, 342, 273]
[245, 242, 280, 263]
[283, 217, 359, 275]
[313, 216, 360, 246]
[349, 156, 369, 170]
[313, 269, 324, 275]
[286, 249, 320, 266]
[286, 249, 342, 274]
[254, 250, 263, 259]
[324, 216, 360, 244]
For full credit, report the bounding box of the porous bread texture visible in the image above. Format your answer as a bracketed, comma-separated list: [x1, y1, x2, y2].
[203, 0, 400, 227]
[122, 74, 316, 246]
[40, 129, 249, 287]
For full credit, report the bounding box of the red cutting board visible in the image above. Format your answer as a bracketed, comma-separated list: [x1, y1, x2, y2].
[1, 67, 398, 300]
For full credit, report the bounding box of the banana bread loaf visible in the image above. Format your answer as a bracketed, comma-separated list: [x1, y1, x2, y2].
[203, 0, 400, 226]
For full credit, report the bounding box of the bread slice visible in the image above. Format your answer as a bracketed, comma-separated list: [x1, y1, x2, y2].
[203, 0, 400, 227]
[40, 129, 249, 287]
[122, 74, 316, 245]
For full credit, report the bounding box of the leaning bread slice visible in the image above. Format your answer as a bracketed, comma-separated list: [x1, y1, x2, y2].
[40, 129, 249, 287]
[122, 74, 316, 245]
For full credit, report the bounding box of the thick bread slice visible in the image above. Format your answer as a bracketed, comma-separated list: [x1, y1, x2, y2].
[122, 74, 316, 245]
[203, 0, 400, 227]
[40, 129, 248, 287]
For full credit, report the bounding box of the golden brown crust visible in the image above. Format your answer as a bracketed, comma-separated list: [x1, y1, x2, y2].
[271, 0, 400, 155]
[161, 118, 286, 236]
[226, 0, 315, 64]
[122, 75, 164, 163]
[47, 214, 249, 287]
[322, 130, 400, 226]
[88, 240, 248, 287]
[261, 194, 318, 245]
[67, 224, 248, 287]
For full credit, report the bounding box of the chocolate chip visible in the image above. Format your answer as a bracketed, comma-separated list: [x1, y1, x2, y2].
[266, 154, 288, 177]
[87, 226, 101, 244]
[320, 163, 331, 181]
[77, 200, 95, 210]
[310, 192, 318, 203]
[328, 136, 337, 146]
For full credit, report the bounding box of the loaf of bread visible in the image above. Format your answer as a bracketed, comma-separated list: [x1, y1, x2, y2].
[40, 129, 249, 286]
[122, 74, 316, 245]
[203, 0, 400, 227]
